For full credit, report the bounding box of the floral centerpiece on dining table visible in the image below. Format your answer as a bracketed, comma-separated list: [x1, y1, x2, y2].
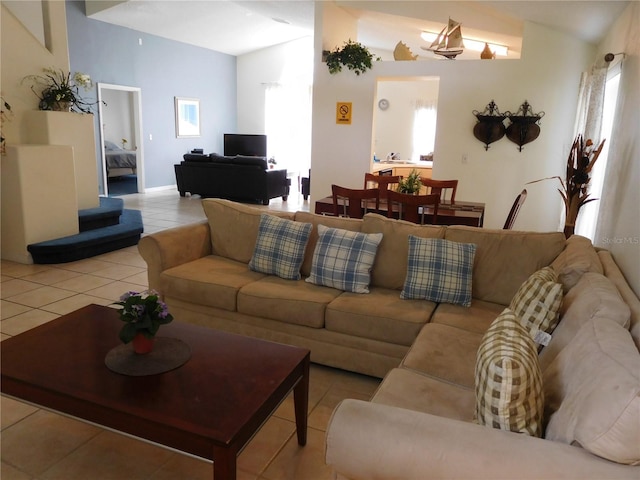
[115, 290, 174, 354]
[22, 67, 100, 113]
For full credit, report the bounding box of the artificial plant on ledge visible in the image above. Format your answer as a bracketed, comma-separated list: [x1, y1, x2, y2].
[324, 39, 380, 75]
[528, 134, 605, 238]
[22, 67, 102, 113]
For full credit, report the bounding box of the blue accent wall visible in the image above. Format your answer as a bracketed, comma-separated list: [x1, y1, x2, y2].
[66, 1, 237, 190]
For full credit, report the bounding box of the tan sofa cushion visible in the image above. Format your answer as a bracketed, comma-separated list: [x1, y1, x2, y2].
[551, 235, 603, 293]
[237, 275, 342, 328]
[431, 299, 505, 334]
[444, 227, 565, 305]
[544, 318, 640, 465]
[361, 213, 446, 290]
[372, 368, 475, 422]
[293, 211, 362, 277]
[402, 323, 484, 389]
[160, 255, 264, 311]
[475, 308, 544, 437]
[325, 287, 436, 346]
[202, 199, 295, 263]
[598, 250, 640, 351]
[539, 272, 631, 372]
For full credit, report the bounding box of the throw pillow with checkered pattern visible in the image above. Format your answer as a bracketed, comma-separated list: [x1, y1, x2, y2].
[475, 308, 544, 437]
[400, 236, 476, 307]
[305, 225, 383, 293]
[510, 266, 563, 347]
[249, 214, 312, 280]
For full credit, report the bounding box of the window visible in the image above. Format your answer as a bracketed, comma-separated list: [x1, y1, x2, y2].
[264, 83, 312, 175]
[412, 100, 437, 162]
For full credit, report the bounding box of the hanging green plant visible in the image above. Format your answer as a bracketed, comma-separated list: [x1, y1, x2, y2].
[324, 39, 380, 76]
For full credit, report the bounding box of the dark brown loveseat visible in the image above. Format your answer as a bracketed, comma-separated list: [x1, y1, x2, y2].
[174, 154, 290, 205]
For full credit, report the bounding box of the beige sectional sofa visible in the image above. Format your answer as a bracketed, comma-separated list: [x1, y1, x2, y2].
[139, 199, 640, 477]
[140, 199, 563, 378]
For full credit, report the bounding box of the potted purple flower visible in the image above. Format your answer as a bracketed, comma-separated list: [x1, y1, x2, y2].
[115, 290, 173, 354]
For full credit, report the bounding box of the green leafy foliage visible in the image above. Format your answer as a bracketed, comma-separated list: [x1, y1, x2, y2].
[22, 67, 103, 113]
[397, 169, 423, 194]
[114, 290, 174, 343]
[325, 40, 380, 76]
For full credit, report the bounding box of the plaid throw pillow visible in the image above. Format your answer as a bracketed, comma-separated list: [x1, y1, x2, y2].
[248, 214, 312, 280]
[510, 266, 563, 347]
[401, 237, 476, 307]
[306, 225, 383, 293]
[475, 308, 544, 437]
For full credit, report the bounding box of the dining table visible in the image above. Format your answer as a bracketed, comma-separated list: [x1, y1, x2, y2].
[314, 196, 485, 227]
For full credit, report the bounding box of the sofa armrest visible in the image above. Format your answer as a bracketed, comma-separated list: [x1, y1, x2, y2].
[265, 168, 289, 197]
[326, 400, 637, 480]
[138, 221, 211, 292]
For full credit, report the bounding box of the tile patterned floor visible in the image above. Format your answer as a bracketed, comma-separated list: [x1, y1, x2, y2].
[1, 190, 380, 479]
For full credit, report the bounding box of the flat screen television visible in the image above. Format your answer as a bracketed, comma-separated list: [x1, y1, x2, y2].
[223, 134, 267, 157]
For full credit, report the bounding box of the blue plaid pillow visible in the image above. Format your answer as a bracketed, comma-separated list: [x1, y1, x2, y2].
[306, 225, 383, 293]
[249, 214, 312, 280]
[401, 236, 476, 306]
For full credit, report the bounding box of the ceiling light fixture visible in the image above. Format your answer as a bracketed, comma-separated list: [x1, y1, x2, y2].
[420, 31, 508, 56]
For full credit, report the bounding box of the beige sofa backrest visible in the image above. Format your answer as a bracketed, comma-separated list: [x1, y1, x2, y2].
[361, 214, 446, 290]
[203, 201, 568, 307]
[599, 250, 640, 350]
[293, 211, 363, 277]
[445, 226, 566, 305]
[539, 271, 631, 372]
[202, 199, 295, 263]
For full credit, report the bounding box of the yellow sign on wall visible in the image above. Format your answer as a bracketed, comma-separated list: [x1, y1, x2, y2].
[336, 102, 352, 125]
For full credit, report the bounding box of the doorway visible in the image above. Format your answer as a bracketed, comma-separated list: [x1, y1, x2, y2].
[97, 83, 144, 196]
[373, 77, 440, 163]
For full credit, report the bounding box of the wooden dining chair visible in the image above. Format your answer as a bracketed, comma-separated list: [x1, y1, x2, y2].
[364, 173, 402, 196]
[420, 178, 458, 204]
[386, 190, 440, 225]
[503, 189, 527, 229]
[331, 185, 380, 218]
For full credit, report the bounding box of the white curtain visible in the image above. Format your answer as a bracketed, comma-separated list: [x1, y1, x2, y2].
[573, 62, 610, 238]
[573, 64, 608, 142]
[264, 82, 312, 176]
[411, 99, 437, 162]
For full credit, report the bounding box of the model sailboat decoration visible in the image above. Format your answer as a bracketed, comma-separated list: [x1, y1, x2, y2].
[422, 18, 465, 59]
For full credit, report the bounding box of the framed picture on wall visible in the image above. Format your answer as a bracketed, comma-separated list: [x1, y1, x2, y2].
[175, 97, 200, 137]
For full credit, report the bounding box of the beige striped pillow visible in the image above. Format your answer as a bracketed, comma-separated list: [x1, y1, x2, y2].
[510, 267, 563, 346]
[475, 308, 544, 437]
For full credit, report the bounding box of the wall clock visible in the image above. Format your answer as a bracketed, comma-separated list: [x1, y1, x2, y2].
[378, 98, 389, 110]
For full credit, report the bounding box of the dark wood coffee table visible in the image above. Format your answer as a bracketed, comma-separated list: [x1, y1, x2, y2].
[0, 304, 310, 480]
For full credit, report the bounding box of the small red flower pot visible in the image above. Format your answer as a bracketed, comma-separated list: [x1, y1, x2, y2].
[132, 333, 154, 354]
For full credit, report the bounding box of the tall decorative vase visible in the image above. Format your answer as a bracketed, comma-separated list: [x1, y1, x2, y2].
[132, 333, 154, 354]
[563, 224, 575, 239]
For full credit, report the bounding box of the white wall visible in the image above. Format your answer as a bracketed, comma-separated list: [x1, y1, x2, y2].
[1, 2, 70, 145]
[311, 8, 594, 232]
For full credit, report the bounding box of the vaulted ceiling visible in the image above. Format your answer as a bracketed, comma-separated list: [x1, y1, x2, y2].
[86, 1, 629, 57]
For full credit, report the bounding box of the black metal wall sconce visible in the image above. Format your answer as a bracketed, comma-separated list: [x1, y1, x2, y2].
[472, 100, 545, 151]
[472, 100, 508, 150]
[506, 101, 545, 151]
